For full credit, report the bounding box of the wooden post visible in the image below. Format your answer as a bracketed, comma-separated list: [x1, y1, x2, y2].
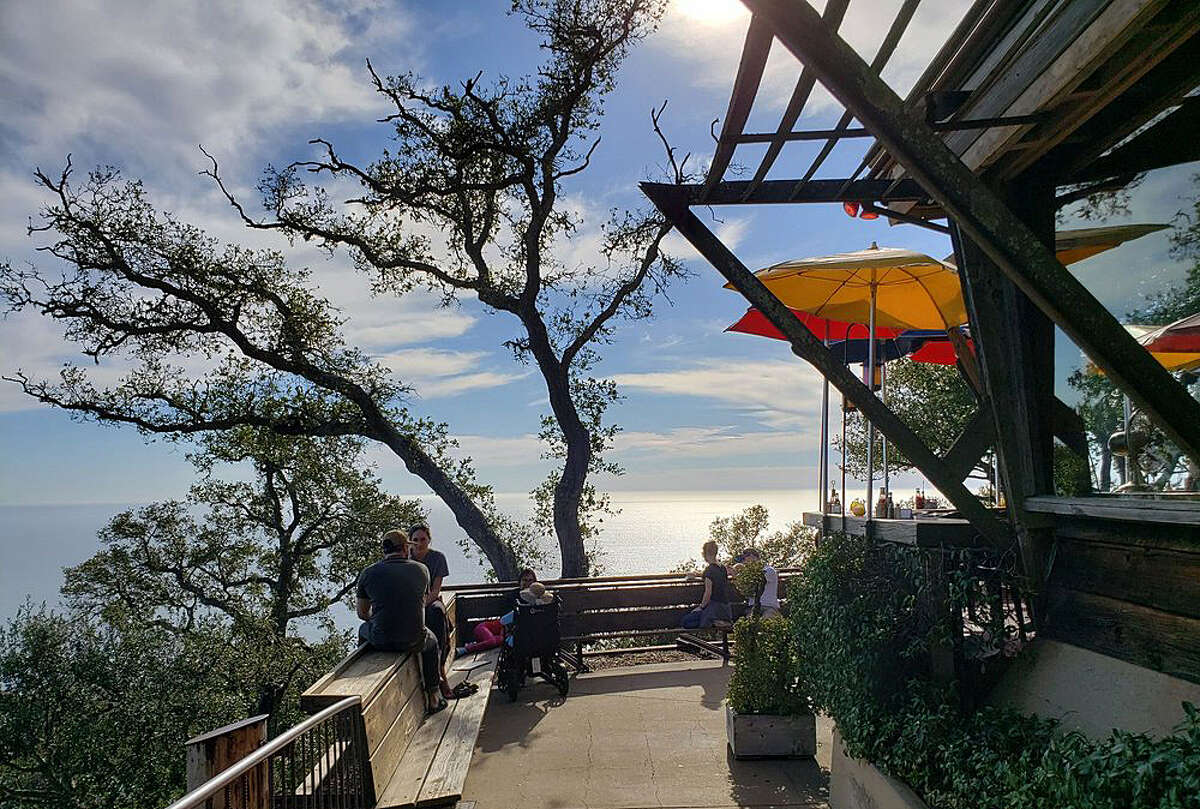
[185, 715, 269, 809]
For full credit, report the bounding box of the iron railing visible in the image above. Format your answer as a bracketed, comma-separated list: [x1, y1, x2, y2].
[166, 696, 374, 809]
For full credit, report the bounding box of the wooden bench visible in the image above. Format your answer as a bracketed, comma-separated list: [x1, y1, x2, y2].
[452, 573, 799, 668]
[299, 594, 496, 809]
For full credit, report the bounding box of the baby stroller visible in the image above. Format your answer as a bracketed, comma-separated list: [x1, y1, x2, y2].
[495, 595, 570, 701]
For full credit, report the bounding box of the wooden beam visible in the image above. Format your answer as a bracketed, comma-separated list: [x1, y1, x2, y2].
[1042, 586, 1200, 684]
[801, 512, 987, 547]
[1024, 495, 1200, 526]
[795, 0, 920, 186]
[941, 405, 994, 482]
[998, 0, 1200, 179]
[1041, 33, 1200, 181]
[1052, 399, 1090, 459]
[956, 219, 1056, 592]
[1073, 98, 1200, 182]
[743, 0, 851, 197]
[641, 183, 1010, 548]
[702, 15, 774, 198]
[642, 177, 926, 207]
[743, 0, 1200, 465]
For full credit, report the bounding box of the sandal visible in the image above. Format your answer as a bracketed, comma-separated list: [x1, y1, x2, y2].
[450, 681, 479, 699]
[427, 697, 448, 716]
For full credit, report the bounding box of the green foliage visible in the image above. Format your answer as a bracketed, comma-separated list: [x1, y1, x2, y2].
[727, 616, 809, 717]
[789, 532, 1200, 809]
[673, 505, 814, 572]
[0, 606, 241, 809]
[838, 359, 987, 480]
[733, 559, 766, 608]
[61, 433, 418, 719]
[1053, 441, 1092, 496]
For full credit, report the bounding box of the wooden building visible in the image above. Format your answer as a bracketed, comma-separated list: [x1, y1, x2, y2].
[642, 0, 1200, 778]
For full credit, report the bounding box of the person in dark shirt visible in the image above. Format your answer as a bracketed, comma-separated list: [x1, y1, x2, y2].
[409, 523, 454, 699]
[681, 540, 733, 629]
[355, 529, 445, 713]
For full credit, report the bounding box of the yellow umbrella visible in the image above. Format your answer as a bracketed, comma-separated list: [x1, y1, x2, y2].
[1052, 223, 1169, 266]
[731, 243, 967, 330]
[1110, 324, 1200, 373]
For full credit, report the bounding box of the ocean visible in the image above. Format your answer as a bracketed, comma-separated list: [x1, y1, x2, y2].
[0, 489, 820, 622]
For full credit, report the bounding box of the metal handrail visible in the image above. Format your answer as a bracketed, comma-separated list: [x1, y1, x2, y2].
[163, 696, 361, 809]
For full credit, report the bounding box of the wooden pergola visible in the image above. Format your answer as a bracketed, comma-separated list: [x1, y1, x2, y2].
[643, 0, 1200, 679]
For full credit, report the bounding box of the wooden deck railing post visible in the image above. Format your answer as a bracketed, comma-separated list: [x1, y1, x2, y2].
[184, 715, 269, 809]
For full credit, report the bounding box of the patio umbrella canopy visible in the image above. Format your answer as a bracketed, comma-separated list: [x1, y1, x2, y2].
[730, 244, 968, 330]
[1131, 313, 1200, 372]
[726, 307, 902, 341]
[829, 330, 966, 365]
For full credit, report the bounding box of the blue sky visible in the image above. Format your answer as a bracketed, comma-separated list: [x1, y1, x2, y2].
[1, 0, 1197, 513]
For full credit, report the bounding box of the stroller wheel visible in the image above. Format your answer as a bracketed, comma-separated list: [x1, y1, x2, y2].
[504, 668, 520, 702]
[552, 662, 570, 697]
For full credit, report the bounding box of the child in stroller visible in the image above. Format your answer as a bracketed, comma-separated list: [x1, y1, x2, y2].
[495, 582, 570, 701]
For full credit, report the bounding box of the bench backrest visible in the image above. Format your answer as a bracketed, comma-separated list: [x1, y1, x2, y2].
[454, 573, 797, 640]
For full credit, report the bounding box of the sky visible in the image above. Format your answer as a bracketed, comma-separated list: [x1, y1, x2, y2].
[1, 0, 1197, 518]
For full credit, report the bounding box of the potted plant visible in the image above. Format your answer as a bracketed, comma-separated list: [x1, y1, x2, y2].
[725, 562, 816, 758]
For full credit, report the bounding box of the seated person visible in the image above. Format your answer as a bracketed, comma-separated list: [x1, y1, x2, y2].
[457, 618, 504, 657]
[681, 540, 733, 629]
[509, 567, 538, 603]
[454, 578, 554, 658]
[356, 529, 446, 714]
[409, 523, 454, 700]
[738, 546, 781, 618]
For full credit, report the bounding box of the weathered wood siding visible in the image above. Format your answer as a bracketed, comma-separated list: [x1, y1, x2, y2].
[1041, 517, 1200, 684]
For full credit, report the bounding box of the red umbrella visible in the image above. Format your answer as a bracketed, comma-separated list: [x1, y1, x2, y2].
[907, 339, 962, 365]
[726, 306, 902, 341]
[727, 306, 965, 365]
[1138, 312, 1200, 355]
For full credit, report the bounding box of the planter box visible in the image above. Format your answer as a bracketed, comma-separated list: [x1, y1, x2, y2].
[725, 704, 817, 758]
[830, 727, 930, 809]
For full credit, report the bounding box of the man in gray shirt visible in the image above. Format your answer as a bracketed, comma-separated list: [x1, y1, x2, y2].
[356, 529, 445, 713]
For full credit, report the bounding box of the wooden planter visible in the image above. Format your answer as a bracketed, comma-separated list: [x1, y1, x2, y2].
[725, 704, 817, 758]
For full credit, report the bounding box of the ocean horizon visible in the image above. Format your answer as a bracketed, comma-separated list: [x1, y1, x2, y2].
[0, 488, 836, 623]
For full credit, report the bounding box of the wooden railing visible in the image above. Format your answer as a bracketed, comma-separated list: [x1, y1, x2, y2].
[168, 697, 373, 809]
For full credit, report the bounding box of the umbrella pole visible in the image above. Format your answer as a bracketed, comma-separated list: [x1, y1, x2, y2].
[820, 322, 830, 513]
[841, 405, 847, 519]
[882, 360, 889, 507]
[866, 282, 877, 521]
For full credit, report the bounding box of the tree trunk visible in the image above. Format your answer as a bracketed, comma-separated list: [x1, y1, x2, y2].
[1098, 440, 1112, 492]
[375, 423, 519, 580]
[545, 372, 591, 578]
[525, 319, 591, 578]
[555, 433, 590, 578]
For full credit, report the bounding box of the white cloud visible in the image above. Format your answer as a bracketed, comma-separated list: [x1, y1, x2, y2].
[612, 358, 827, 428]
[375, 348, 526, 399]
[617, 425, 812, 456]
[0, 0, 407, 182]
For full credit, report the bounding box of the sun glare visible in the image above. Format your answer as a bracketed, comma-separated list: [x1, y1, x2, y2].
[674, 0, 748, 26]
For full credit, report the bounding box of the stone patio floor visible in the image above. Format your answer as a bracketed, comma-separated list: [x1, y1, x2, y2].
[461, 659, 832, 809]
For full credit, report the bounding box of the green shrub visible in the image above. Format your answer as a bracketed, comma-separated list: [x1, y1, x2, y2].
[789, 531, 1200, 809]
[727, 615, 809, 716]
[733, 559, 766, 609]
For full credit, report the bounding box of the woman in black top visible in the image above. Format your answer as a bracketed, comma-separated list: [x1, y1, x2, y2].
[681, 540, 733, 628]
[410, 523, 454, 698]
